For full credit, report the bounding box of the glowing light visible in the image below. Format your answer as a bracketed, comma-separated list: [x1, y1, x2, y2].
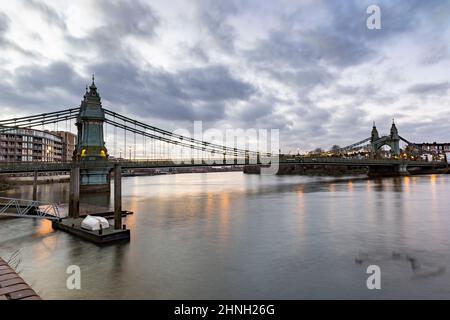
[35, 219, 53, 237]
[347, 181, 354, 192]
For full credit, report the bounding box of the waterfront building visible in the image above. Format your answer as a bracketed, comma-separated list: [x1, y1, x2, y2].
[417, 142, 450, 153]
[53, 131, 77, 162]
[0, 128, 64, 162]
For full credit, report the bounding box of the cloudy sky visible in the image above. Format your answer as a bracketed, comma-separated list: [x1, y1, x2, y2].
[1, 0, 450, 152]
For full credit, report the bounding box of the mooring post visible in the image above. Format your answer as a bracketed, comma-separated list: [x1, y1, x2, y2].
[69, 165, 80, 219]
[69, 167, 74, 218]
[74, 165, 80, 219]
[32, 171, 38, 201]
[114, 164, 122, 230]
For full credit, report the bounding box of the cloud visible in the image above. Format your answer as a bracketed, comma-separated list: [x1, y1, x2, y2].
[98, 0, 159, 37]
[1, 0, 450, 151]
[0, 62, 84, 113]
[24, 0, 67, 30]
[67, 0, 159, 61]
[87, 61, 255, 122]
[197, 0, 238, 53]
[408, 82, 450, 96]
[0, 12, 8, 37]
[419, 44, 449, 65]
[177, 65, 255, 102]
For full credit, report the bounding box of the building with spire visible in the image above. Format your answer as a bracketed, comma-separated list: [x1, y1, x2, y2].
[74, 75, 108, 161]
[74, 76, 110, 192]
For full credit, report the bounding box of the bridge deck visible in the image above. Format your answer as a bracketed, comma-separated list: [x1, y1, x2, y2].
[0, 158, 445, 173]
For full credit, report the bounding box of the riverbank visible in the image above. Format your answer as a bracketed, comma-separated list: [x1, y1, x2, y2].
[0, 177, 10, 191]
[0, 166, 245, 191]
[2, 175, 69, 186]
[0, 174, 69, 192]
[244, 164, 367, 176]
[0, 257, 41, 300]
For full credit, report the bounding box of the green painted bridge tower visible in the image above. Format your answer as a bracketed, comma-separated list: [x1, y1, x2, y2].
[370, 120, 401, 158]
[74, 76, 110, 192]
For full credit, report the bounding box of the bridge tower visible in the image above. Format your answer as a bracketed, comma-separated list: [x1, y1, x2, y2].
[390, 119, 400, 156]
[370, 120, 401, 158]
[370, 122, 380, 158]
[371, 122, 379, 142]
[74, 76, 110, 192]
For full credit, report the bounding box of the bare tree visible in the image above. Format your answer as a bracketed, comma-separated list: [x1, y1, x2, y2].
[331, 145, 341, 152]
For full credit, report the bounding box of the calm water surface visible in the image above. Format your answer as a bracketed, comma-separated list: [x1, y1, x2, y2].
[1, 172, 450, 299]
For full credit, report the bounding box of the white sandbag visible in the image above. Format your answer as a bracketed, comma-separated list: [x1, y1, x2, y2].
[81, 215, 110, 231]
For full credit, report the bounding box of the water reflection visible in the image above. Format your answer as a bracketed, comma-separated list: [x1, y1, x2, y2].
[1, 172, 450, 299]
[35, 219, 53, 237]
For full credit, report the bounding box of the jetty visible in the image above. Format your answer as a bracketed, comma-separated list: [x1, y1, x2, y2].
[0, 257, 40, 300]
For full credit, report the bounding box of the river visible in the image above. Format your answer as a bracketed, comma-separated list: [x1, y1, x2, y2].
[1, 172, 449, 299]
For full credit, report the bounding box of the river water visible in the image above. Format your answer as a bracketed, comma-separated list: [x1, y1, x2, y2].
[1, 172, 450, 299]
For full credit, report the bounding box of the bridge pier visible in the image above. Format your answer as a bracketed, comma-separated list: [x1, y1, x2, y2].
[80, 168, 111, 193]
[114, 164, 122, 230]
[68, 165, 80, 219]
[397, 163, 409, 175]
[53, 162, 130, 244]
[32, 171, 38, 201]
[368, 164, 410, 177]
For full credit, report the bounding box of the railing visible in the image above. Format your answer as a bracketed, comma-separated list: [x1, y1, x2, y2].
[0, 197, 62, 220]
[0, 157, 446, 173]
[280, 157, 446, 166]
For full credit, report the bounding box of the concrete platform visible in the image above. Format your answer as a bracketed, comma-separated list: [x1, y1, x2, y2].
[52, 218, 130, 245]
[79, 210, 133, 219]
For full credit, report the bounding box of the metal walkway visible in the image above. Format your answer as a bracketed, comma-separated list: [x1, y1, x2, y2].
[0, 197, 62, 220]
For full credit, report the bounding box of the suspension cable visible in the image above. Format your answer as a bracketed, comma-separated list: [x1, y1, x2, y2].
[103, 108, 261, 156]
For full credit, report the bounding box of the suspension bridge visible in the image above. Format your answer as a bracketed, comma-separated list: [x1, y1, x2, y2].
[0, 78, 446, 191]
[0, 78, 446, 241]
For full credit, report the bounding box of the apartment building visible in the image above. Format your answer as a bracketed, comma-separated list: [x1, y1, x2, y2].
[0, 128, 64, 162]
[53, 131, 77, 162]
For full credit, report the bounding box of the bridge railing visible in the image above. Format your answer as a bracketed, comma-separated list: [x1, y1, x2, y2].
[0, 156, 446, 173]
[280, 156, 445, 166]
